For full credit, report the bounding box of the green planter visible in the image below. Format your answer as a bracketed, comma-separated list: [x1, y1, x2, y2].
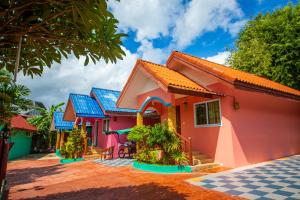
[133, 161, 192, 174]
[56, 149, 84, 164]
[60, 158, 84, 164]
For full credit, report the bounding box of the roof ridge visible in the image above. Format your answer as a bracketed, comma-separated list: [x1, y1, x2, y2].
[174, 51, 268, 78]
[139, 59, 166, 68]
[69, 93, 90, 97]
[92, 87, 121, 93]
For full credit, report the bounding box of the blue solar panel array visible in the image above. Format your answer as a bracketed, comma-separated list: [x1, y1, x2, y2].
[91, 88, 138, 113]
[53, 112, 74, 130]
[70, 93, 106, 118]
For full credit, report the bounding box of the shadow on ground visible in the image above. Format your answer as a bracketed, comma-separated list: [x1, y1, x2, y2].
[22, 183, 188, 200]
[7, 164, 62, 186]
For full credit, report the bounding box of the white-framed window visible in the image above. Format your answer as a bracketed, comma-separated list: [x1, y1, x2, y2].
[194, 99, 221, 127]
[102, 119, 110, 133]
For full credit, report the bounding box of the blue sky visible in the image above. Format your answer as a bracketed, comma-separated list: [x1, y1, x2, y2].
[19, 0, 297, 107]
[121, 0, 297, 58]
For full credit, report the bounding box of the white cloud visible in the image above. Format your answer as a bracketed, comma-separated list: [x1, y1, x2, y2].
[227, 19, 247, 36]
[205, 51, 231, 65]
[109, 0, 245, 48]
[172, 0, 244, 49]
[17, 0, 247, 108]
[108, 0, 181, 41]
[18, 47, 138, 107]
[18, 43, 169, 108]
[137, 40, 169, 64]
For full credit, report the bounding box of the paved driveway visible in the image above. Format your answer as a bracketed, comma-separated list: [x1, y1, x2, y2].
[7, 155, 240, 200]
[187, 155, 300, 200]
[94, 158, 134, 167]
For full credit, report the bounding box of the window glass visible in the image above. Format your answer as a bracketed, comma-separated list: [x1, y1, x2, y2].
[195, 100, 221, 126]
[195, 103, 207, 125]
[207, 101, 221, 124]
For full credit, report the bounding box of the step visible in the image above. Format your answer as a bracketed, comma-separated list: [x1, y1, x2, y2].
[192, 154, 208, 160]
[84, 154, 101, 160]
[191, 163, 220, 172]
[91, 147, 104, 154]
[193, 158, 214, 165]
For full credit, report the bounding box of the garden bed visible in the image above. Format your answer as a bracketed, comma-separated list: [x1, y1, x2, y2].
[60, 158, 84, 164]
[56, 149, 84, 164]
[133, 161, 191, 174]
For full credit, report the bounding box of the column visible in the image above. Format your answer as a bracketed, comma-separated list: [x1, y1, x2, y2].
[55, 132, 61, 150]
[136, 112, 143, 126]
[167, 106, 177, 133]
[81, 120, 88, 155]
[60, 132, 65, 148]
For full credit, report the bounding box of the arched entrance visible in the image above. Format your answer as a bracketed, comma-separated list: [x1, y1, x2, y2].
[136, 96, 177, 133]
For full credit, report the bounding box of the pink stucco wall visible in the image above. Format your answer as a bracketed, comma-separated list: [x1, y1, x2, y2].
[92, 116, 136, 158]
[139, 84, 300, 167]
[92, 115, 159, 158]
[178, 83, 300, 167]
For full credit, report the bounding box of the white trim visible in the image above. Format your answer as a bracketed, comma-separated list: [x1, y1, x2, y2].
[193, 99, 222, 128]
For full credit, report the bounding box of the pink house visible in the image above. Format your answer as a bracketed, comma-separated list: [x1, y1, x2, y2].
[64, 88, 158, 158]
[117, 51, 300, 168]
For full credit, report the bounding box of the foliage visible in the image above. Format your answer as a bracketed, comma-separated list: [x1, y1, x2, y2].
[147, 123, 169, 147]
[62, 129, 83, 159]
[128, 123, 188, 165]
[27, 102, 64, 134]
[27, 102, 64, 150]
[60, 144, 66, 157]
[127, 125, 150, 147]
[0, 68, 31, 125]
[228, 3, 300, 90]
[0, 0, 126, 77]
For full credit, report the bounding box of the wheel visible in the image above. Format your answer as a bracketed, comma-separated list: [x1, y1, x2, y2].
[118, 148, 125, 158]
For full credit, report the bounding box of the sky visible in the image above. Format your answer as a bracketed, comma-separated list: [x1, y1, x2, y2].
[18, 0, 297, 108]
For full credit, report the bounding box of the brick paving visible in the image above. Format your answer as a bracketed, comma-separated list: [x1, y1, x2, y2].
[7, 156, 240, 200]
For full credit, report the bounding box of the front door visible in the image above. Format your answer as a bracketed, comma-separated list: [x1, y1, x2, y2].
[176, 105, 181, 134]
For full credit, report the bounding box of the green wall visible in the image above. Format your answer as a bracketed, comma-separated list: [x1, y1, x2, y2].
[9, 130, 32, 160]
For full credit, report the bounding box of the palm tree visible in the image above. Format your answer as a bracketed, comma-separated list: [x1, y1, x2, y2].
[28, 102, 65, 149]
[0, 69, 31, 125]
[0, 69, 31, 196]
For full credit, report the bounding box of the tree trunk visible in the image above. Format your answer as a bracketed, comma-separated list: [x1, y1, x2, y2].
[14, 36, 22, 82]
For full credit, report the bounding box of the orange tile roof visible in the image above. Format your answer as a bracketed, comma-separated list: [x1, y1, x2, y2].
[139, 60, 215, 95]
[168, 51, 300, 98]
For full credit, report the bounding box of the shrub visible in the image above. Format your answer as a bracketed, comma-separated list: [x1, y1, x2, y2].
[64, 129, 83, 159]
[129, 123, 187, 165]
[60, 145, 66, 156]
[147, 123, 169, 148]
[128, 125, 150, 148]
